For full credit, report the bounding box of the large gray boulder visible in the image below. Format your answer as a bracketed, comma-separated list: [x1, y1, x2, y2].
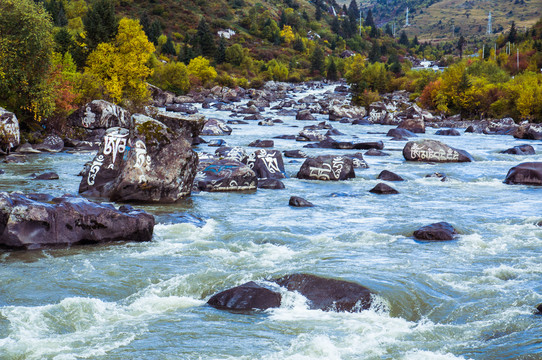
[79, 114, 202, 203]
[504, 162, 542, 186]
[69, 100, 131, 129]
[273, 274, 374, 312]
[207, 282, 281, 311]
[514, 123, 542, 140]
[201, 118, 232, 136]
[297, 155, 355, 181]
[403, 140, 474, 162]
[0, 107, 20, 151]
[0, 192, 154, 249]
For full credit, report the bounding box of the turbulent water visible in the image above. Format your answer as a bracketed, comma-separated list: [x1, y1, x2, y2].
[0, 84, 541, 360]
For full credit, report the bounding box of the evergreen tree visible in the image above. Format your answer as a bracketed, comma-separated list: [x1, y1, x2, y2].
[370, 23, 379, 38]
[348, 0, 359, 20]
[326, 57, 338, 81]
[331, 17, 341, 36]
[368, 43, 381, 62]
[411, 35, 419, 47]
[195, 18, 216, 58]
[364, 10, 375, 28]
[280, 11, 287, 28]
[54, 27, 73, 55]
[457, 35, 465, 58]
[148, 20, 162, 45]
[55, 2, 68, 27]
[162, 36, 176, 56]
[293, 36, 306, 52]
[216, 37, 226, 64]
[140, 12, 150, 38]
[315, 0, 323, 21]
[83, 0, 118, 50]
[385, 23, 393, 37]
[179, 42, 194, 65]
[310, 45, 325, 74]
[398, 31, 409, 46]
[508, 21, 517, 44]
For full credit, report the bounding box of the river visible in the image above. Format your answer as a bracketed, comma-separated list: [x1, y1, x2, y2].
[0, 84, 541, 359]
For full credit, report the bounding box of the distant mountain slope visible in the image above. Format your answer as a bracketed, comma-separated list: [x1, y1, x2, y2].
[346, 0, 541, 41]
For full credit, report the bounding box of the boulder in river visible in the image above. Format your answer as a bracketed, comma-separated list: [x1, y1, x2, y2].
[258, 178, 285, 190]
[504, 162, 542, 186]
[69, 100, 131, 129]
[513, 123, 542, 140]
[377, 170, 404, 181]
[0, 192, 154, 249]
[248, 139, 274, 148]
[413, 222, 457, 241]
[33, 172, 59, 180]
[397, 117, 425, 134]
[34, 134, 64, 153]
[283, 150, 308, 158]
[296, 109, 316, 121]
[369, 183, 399, 194]
[500, 145, 535, 155]
[289, 196, 314, 207]
[387, 128, 416, 139]
[79, 113, 203, 203]
[207, 281, 282, 311]
[403, 140, 474, 163]
[273, 273, 373, 312]
[246, 149, 285, 179]
[435, 129, 461, 136]
[329, 104, 366, 121]
[0, 107, 20, 151]
[201, 119, 232, 136]
[194, 159, 257, 192]
[215, 146, 248, 163]
[297, 155, 355, 181]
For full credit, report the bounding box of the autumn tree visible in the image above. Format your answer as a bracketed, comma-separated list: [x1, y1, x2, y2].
[85, 18, 155, 106]
[280, 25, 295, 45]
[0, 0, 56, 122]
[150, 61, 190, 95]
[187, 56, 217, 85]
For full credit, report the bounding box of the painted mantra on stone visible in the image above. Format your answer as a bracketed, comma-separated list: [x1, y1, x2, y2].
[87, 155, 104, 186]
[103, 132, 128, 169]
[410, 143, 459, 161]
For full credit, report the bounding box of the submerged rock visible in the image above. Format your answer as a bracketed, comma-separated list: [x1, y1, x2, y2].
[403, 140, 473, 163]
[413, 222, 457, 241]
[0, 192, 154, 249]
[369, 183, 399, 194]
[500, 145, 535, 155]
[207, 281, 282, 311]
[297, 155, 355, 181]
[33, 172, 59, 180]
[258, 178, 285, 189]
[273, 274, 373, 312]
[289, 196, 314, 207]
[504, 162, 542, 186]
[377, 170, 404, 182]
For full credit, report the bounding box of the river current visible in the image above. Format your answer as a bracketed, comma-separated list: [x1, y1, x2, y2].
[0, 84, 541, 359]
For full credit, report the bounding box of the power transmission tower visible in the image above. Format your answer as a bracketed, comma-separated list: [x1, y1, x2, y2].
[405, 7, 410, 26]
[487, 11, 492, 35]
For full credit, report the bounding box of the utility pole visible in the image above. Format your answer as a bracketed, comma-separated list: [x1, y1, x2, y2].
[487, 11, 492, 35]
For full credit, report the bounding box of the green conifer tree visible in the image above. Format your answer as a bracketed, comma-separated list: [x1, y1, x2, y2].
[83, 0, 118, 50]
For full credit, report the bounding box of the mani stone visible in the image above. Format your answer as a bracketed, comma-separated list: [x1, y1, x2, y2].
[207, 281, 282, 311]
[201, 118, 232, 136]
[504, 162, 542, 186]
[194, 159, 257, 192]
[34, 134, 64, 153]
[68, 100, 131, 129]
[0, 192, 154, 249]
[413, 222, 457, 241]
[403, 140, 474, 163]
[297, 155, 355, 181]
[0, 107, 20, 151]
[246, 149, 285, 179]
[273, 273, 374, 312]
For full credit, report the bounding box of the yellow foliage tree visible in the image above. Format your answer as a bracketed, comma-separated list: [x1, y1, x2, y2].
[187, 56, 217, 86]
[280, 25, 295, 45]
[85, 18, 155, 105]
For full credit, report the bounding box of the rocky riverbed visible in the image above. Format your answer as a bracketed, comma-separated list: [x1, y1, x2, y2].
[0, 82, 541, 359]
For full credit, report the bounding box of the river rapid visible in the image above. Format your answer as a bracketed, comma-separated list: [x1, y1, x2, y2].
[0, 84, 541, 360]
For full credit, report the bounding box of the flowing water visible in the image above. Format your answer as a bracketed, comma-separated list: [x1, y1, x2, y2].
[0, 84, 541, 359]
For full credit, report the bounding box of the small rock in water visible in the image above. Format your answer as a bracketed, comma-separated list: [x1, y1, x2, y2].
[4, 154, 26, 163]
[413, 222, 457, 241]
[289, 196, 314, 207]
[283, 150, 307, 158]
[207, 139, 226, 147]
[248, 139, 274, 148]
[369, 183, 399, 194]
[258, 178, 285, 190]
[365, 149, 390, 156]
[435, 129, 461, 136]
[535, 304, 542, 315]
[377, 170, 404, 181]
[33, 172, 59, 180]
